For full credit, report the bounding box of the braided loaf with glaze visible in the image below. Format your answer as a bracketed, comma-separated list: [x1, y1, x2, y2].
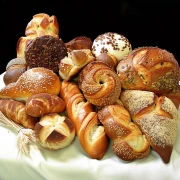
[60, 81, 109, 159]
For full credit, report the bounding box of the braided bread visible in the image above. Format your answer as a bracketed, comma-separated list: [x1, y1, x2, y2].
[0, 99, 38, 129]
[60, 81, 109, 159]
[120, 90, 178, 163]
[97, 103, 150, 161]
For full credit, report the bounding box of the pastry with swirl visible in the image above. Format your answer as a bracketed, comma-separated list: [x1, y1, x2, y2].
[78, 61, 121, 107]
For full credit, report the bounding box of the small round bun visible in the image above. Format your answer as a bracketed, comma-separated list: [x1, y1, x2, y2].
[25, 35, 67, 73]
[35, 113, 75, 150]
[78, 61, 121, 107]
[3, 58, 27, 85]
[92, 32, 132, 61]
[116, 46, 179, 94]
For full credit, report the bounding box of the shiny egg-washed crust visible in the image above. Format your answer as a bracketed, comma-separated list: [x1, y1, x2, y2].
[78, 61, 121, 107]
[35, 113, 75, 150]
[25, 35, 67, 74]
[98, 103, 151, 161]
[120, 89, 178, 163]
[116, 46, 179, 95]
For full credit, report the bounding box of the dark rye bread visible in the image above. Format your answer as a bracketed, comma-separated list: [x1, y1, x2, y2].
[25, 35, 67, 73]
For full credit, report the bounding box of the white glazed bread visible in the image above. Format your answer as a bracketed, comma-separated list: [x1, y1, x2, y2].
[120, 89, 178, 163]
[59, 81, 109, 159]
[35, 113, 75, 150]
[0, 67, 61, 102]
[97, 103, 151, 161]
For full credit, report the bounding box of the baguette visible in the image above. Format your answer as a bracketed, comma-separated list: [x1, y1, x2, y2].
[60, 81, 109, 159]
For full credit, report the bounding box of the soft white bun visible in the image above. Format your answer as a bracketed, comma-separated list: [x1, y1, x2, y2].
[92, 32, 132, 61]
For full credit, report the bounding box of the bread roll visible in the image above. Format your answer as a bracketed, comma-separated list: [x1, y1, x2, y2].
[26, 93, 66, 117]
[98, 103, 150, 161]
[0, 99, 38, 129]
[59, 49, 95, 81]
[25, 35, 67, 74]
[116, 46, 179, 95]
[65, 36, 93, 52]
[78, 61, 121, 107]
[35, 113, 75, 150]
[3, 58, 27, 85]
[120, 89, 178, 163]
[0, 67, 61, 102]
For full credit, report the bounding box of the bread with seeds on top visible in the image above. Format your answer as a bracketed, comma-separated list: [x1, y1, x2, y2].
[120, 89, 178, 164]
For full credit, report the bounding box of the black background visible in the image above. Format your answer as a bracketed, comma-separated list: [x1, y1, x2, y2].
[1, 0, 180, 74]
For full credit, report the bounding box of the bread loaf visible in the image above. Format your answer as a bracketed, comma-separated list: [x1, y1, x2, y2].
[97, 103, 150, 161]
[78, 61, 121, 107]
[120, 90, 178, 163]
[60, 81, 109, 159]
[35, 113, 75, 150]
[26, 93, 66, 117]
[0, 99, 38, 129]
[0, 67, 61, 102]
[116, 46, 179, 94]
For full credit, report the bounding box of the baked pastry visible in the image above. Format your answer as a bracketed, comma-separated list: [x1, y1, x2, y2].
[59, 49, 95, 81]
[25, 13, 59, 38]
[60, 81, 109, 159]
[97, 103, 150, 161]
[35, 113, 75, 150]
[3, 58, 27, 85]
[25, 35, 67, 73]
[92, 32, 132, 61]
[78, 61, 121, 107]
[120, 89, 178, 163]
[65, 36, 93, 52]
[26, 93, 66, 117]
[116, 46, 179, 95]
[0, 99, 38, 129]
[0, 67, 61, 102]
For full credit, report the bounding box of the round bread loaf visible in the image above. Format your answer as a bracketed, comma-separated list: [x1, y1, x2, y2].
[92, 32, 132, 61]
[35, 113, 75, 150]
[116, 46, 179, 94]
[25, 35, 67, 73]
[78, 61, 121, 107]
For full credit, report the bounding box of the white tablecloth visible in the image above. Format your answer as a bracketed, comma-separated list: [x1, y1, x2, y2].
[0, 72, 180, 180]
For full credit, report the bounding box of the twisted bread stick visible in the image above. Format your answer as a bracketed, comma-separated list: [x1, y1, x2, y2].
[60, 81, 109, 159]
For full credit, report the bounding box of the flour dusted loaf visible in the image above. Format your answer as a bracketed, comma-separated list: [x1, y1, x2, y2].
[35, 113, 75, 150]
[0, 67, 61, 102]
[120, 90, 178, 163]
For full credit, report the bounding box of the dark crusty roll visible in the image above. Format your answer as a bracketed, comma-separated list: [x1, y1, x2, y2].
[26, 93, 66, 117]
[25, 35, 67, 73]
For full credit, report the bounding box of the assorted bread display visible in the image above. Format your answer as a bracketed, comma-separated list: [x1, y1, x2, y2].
[0, 13, 179, 164]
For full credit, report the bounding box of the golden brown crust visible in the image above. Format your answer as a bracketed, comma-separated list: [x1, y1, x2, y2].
[65, 36, 93, 52]
[0, 67, 61, 102]
[116, 46, 179, 94]
[35, 113, 75, 150]
[78, 61, 121, 107]
[26, 93, 66, 117]
[120, 89, 178, 163]
[97, 103, 150, 161]
[59, 49, 95, 81]
[0, 99, 38, 129]
[60, 81, 109, 159]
